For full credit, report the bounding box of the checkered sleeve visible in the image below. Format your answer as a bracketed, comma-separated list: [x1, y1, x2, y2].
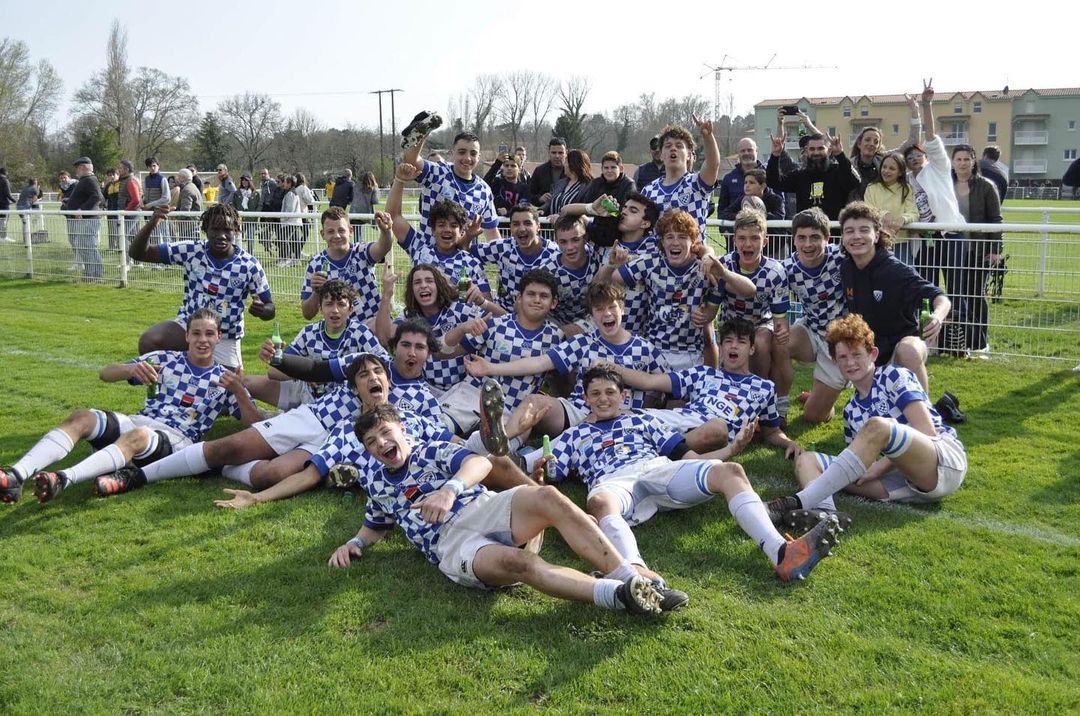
[160, 240, 199, 266]
[886, 366, 928, 411]
[362, 499, 396, 531]
[667, 366, 703, 401]
[248, 259, 272, 303]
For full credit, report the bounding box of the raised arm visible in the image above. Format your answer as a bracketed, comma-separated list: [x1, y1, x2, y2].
[128, 206, 170, 262]
[693, 114, 721, 187]
[367, 211, 394, 263]
[374, 264, 398, 346]
[611, 363, 673, 393]
[387, 163, 418, 244]
[920, 79, 936, 141]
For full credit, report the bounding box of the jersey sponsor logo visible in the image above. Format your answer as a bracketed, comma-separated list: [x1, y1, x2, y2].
[180, 393, 195, 407]
[206, 283, 219, 295]
[403, 485, 422, 501]
[601, 439, 616, 450]
[818, 291, 831, 300]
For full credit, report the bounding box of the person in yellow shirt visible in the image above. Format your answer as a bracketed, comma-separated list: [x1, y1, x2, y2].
[862, 152, 918, 265]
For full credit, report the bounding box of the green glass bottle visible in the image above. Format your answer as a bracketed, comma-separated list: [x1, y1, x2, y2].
[271, 320, 284, 364]
[146, 355, 159, 399]
[458, 267, 470, 302]
[322, 257, 331, 275]
[919, 298, 932, 332]
[542, 434, 553, 482]
[599, 197, 620, 217]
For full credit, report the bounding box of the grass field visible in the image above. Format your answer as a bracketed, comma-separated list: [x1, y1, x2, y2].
[0, 279, 1078, 713]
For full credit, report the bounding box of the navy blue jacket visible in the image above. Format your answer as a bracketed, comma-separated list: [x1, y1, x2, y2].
[841, 247, 944, 364]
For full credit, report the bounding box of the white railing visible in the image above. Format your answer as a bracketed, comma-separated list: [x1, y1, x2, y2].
[941, 132, 970, 145]
[1014, 130, 1049, 145]
[2, 209, 1079, 362]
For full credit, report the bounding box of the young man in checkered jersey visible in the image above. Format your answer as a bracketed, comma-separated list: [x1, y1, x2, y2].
[530, 364, 840, 586]
[1, 309, 261, 504]
[399, 112, 501, 243]
[640, 116, 722, 235]
[463, 281, 668, 439]
[769, 314, 966, 532]
[439, 269, 565, 437]
[129, 204, 276, 370]
[327, 402, 678, 615]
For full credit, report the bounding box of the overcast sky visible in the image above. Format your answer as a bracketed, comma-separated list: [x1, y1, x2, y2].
[6, 0, 1074, 133]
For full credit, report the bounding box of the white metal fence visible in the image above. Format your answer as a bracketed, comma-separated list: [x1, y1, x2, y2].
[1, 208, 1078, 362]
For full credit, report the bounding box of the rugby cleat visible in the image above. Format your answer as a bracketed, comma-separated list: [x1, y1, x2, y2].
[651, 578, 690, 612]
[326, 463, 361, 489]
[778, 507, 852, 534]
[32, 471, 64, 503]
[0, 467, 23, 504]
[775, 514, 840, 584]
[614, 574, 663, 615]
[766, 495, 802, 527]
[478, 378, 509, 456]
[400, 111, 443, 149]
[95, 467, 147, 497]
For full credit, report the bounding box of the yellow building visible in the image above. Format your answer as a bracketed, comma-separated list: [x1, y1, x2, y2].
[756, 90, 1014, 163]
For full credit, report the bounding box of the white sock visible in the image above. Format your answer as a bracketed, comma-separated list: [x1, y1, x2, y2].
[522, 447, 542, 474]
[592, 578, 621, 610]
[141, 443, 210, 483]
[796, 448, 867, 510]
[818, 495, 838, 512]
[729, 490, 786, 566]
[13, 429, 75, 481]
[599, 515, 645, 567]
[60, 444, 127, 485]
[605, 560, 638, 583]
[221, 461, 257, 486]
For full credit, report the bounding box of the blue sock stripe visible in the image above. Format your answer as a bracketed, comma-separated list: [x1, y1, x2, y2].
[89, 410, 108, 441]
[695, 463, 712, 497]
[883, 424, 910, 458]
[816, 452, 833, 472]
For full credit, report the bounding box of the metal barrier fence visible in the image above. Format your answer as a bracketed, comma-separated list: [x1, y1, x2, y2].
[2, 208, 1078, 363]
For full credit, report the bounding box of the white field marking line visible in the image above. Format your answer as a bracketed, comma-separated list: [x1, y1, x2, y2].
[752, 475, 1079, 548]
[0, 346, 100, 370]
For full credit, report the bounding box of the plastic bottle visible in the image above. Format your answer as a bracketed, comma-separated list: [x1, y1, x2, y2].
[271, 320, 284, 363]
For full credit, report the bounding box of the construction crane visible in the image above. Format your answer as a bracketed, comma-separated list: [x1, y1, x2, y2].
[702, 55, 837, 123]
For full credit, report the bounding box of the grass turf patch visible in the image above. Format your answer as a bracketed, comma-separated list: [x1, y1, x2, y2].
[0, 279, 1078, 713]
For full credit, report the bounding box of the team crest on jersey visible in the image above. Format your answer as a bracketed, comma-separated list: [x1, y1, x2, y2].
[677, 188, 693, 204]
[229, 278, 246, 289]
[873, 399, 890, 414]
[873, 290, 883, 302]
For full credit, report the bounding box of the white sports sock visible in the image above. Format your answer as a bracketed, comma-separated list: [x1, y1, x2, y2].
[60, 444, 127, 485]
[592, 578, 621, 610]
[599, 515, 645, 567]
[221, 461, 257, 486]
[818, 495, 838, 512]
[13, 429, 75, 480]
[463, 432, 523, 456]
[796, 448, 867, 510]
[605, 560, 638, 583]
[729, 490, 786, 566]
[140, 443, 210, 483]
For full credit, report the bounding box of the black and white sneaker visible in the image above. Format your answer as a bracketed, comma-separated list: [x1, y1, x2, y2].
[0, 467, 23, 504]
[650, 578, 690, 612]
[478, 379, 509, 456]
[400, 111, 443, 149]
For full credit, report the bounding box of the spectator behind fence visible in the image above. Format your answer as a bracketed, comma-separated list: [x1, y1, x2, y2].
[633, 135, 664, 189]
[58, 170, 77, 268]
[570, 150, 636, 249]
[513, 146, 531, 184]
[767, 130, 861, 221]
[188, 164, 204, 192]
[484, 152, 531, 216]
[294, 172, 316, 258]
[0, 167, 16, 242]
[544, 149, 592, 216]
[16, 177, 44, 236]
[65, 157, 106, 282]
[216, 164, 237, 206]
[862, 152, 918, 265]
[277, 174, 303, 266]
[849, 127, 885, 195]
[329, 168, 354, 208]
[142, 157, 172, 246]
[978, 146, 1008, 200]
[950, 144, 1003, 356]
[352, 171, 379, 221]
[718, 168, 784, 222]
[176, 169, 202, 239]
[904, 80, 965, 288]
[1064, 157, 1080, 199]
[229, 173, 260, 253]
[529, 136, 567, 207]
[716, 138, 767, 217]
[257, 167, 279, 253]
[116, 160, 141, 262]
[104, 168, 121, 251]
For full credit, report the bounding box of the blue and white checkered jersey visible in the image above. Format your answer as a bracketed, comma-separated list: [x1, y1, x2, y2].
[551, 247, 603, 325]
[783, 242, 846, 337]
[718, 252, 789, 324]
[301, 244, 383, 322]
[460, 314, 564, 413]
[399, 227, 491, 295]
[396, 301, 483, 391]
[326, 353, 444, 425]
[127, 351, 245, 442]
[308, 408, 453, 477]
[668, 366, 780, 433]
[641, 172, 714, 233]
[546, 412, 684, 489]
[417, 161, 498, 240]
[843, 365, 956, 444]
[547, 333, 668, 411]
[613, 235, 659, 336]
[158, 242, 272, 340]
[472, 237, 561, 310]
[286, 316, 388, 401]
[357, 440, 487, 564]
[618, 252, 722, 353]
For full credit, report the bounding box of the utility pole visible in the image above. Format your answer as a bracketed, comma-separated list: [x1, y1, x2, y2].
[370, 88, 403, 185]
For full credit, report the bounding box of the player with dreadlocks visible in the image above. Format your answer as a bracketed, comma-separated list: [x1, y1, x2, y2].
[129, 203, 276, 369]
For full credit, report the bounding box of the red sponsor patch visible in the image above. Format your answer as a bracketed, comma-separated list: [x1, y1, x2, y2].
[206, 283, 220, 295]
[818, 291, 831, 300]
[403, 485, 421, 501]
[601, 439, 615, 450]
[180, 394, 195, 407]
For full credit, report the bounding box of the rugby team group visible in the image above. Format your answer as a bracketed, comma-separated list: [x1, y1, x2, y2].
[0, 102, 968, 617]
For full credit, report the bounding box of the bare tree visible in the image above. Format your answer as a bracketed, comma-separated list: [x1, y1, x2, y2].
[468, 74, 503, 143]
[526, 73, 557, 156]
[498, 71, 537, 149]
[71, 21, 131, 152]
[0, 38, 63, 173]
[217, 92, 283, 173]
[554, 76, 592, 149]
[128, 68, 198, 160]
[276, 108, 326, 179]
